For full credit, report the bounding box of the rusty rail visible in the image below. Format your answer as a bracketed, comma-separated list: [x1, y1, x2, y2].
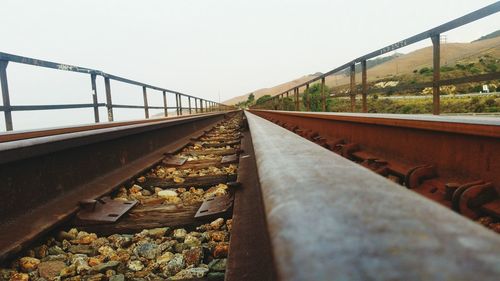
[250, 109, 500, 228]
[0, 52, 234, 131]
[245, 110, 500, 280]
[251, 2, 500, 115]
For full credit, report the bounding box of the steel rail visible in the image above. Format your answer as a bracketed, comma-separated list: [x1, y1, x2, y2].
[245, 110, 500, 281]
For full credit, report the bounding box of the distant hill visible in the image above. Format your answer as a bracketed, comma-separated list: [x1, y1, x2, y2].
[225, 35, 500, 105]
[473, 30, 500, 42]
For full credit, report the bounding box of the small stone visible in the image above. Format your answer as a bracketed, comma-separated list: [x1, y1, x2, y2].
[91, 237, 110, 249]
[60, 265, 77, 278]
[183, 247, 203, 266]
[163, 254, 185, 276]
[98, 245, 115, 257]
[9, 273, 29, 281]
[19, 257, 40, 272]
[137, 176, 146, 183]
[158, 189, 181, 204]
[210, 231, 228, 242]
[84, 273, 105, 281]
[134, 243, 158, 259]
[38, 261, 66, 279]
[147, 227, 169, 239]
[213, 243, 229, 258]
[159, 240, 177, 253]
[111, 250, 131, 263]
[208, 258, 227, 272]
[141, 189, 152, 196]
[72, 232, 97, 245]
[173, 243, 189, 254]
[133, 270, 149, 278]
[127, 260, 144, 272]
[41, 254, 67, 262]
[170, 267, 209, 280]
[109, 273, 125, 281]
[88, 257, 104, 267]
[48, 245, 65, 256]
[34, 245, 49, 259]
[173, 229, 187, 240]
[184, 234, 201, 248]
[157, 252, 175, 265]
[68, 245, 97, 256]
[71, 254, 89, 273]
[92, 261, 120, 273]
[226, 219, 232, 232]
[130, 184, 143, 193]
[207, 272, 225, 280]
[105, 269, 116, 277]
[209, 218, 225, 230]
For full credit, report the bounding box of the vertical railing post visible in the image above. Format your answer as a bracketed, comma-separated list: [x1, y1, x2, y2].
[432, 34, 441, 115]
[104, 77, 114, 122]
[295, 88, 299, 111]
[200, 99, 204, 113]
[142, 86, 149, 119]
[195, 98, 198, 113]
[361, 60, 368, 113]
[188, 97, 192, 114]
[350, 64, 356, 112]
[306, 84, 310, 111]
[90, 74, 100, 123]
[179, 95, 183, 115]
[162, 91, 168, 117]
[321, 77, 326, 112]
[0, 60, 13, 131]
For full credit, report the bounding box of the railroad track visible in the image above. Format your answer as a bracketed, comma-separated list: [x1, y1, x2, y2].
[0, 112, 274, 280]
[1, 110, 499, 281]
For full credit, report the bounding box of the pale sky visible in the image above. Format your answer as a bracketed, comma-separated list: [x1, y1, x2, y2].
[0, 0, 499, 130]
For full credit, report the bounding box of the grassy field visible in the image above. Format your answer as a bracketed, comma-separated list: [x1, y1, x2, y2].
[328, 94, 500, 114]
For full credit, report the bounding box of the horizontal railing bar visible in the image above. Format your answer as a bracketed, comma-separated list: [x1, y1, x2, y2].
[0, 103, 106, 111]
[356, 2, 500, 62]
[0, 52, 97, 75]
[112, 104, 147, 109]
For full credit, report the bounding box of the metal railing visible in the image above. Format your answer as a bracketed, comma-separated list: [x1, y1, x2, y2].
[251, 2, 500, 115]
[0, 52, 234, 131]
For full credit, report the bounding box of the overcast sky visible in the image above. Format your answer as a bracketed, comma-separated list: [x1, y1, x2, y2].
[0, 0, 498, 130]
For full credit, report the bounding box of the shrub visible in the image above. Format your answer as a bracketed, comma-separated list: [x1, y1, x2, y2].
[485, 98, 496, 107]
[419, 67, 432, 75]
[440, 66, 454, 72]
[486, 63, 498, 73]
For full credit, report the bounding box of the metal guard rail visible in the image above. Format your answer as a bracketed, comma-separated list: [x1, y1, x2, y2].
[252, 1, 500, 115]
[0, 52, 234, 131]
